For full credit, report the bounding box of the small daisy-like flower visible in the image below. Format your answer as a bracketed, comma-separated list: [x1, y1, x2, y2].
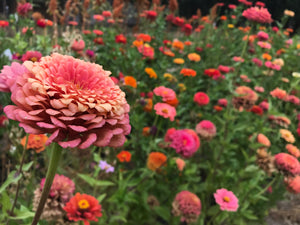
[214, 188, 239, 211]
[99, 160, 114, 173]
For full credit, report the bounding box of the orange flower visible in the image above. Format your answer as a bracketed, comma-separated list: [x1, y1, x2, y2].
[20, 134, 48, 153]
[133, 40, 144, 48]
[280, 129, 295, 143]
[188, 53, 201, 62]
[214, 105, 223, 111]
[165, 97, 179, 107]
[143, 98, 153, 112]
[180, 68, 196, 77]
[124, 76, 137, 88]
[286, 144, 300, 158]
[172, 40, 184, 50]
[142, 127, 151, 136]
[184, 41, 192, 46]
[257, 133, 271, 147]
[220, 15, 227, 20]
[243, 35, 257, 43]
[135, 33, 151, 42]
[147, 152, 167, 171]
[145, 67, 157, 79]
[262, 53, 272, 61]
[173, 58, 185, 64]
[270, 88, 287, 100]
[117, 150, 131, 162]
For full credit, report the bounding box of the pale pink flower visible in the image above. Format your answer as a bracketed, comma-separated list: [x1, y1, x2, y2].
[175, 158, 186, 171]
[270, 88, 287, 100]
[196, 120, 216, 140]
[172, 191, 201, 223]
[259, 101, 269, 111]
[214, 188, 239, 211]
[242, 7, 272, 24]
[274, 153, 300, 175]
[254, 86, 264, 93]
[265, 61, 281, 70]
[0, 62, 27, 92]
[232, 56, 244, 62]
[153, 86, 176, 102]
[154, 103, 176, 121]
[4, 53, 131, 149]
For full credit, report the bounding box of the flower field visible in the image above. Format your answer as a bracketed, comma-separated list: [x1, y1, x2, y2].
[0, 0, 300, 224]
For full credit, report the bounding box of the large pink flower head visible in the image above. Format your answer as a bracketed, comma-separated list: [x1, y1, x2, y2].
[274, 153, 300, 175]
[169, 129, 200, 158]
[242, 7, 272, 24]
[40, 174, 75, 203]
[0, 62, 28, 92]
[153, 86, 176, 102]
[172, 190, 201, 223]
[214, 188, 239, 211]
[195, 120, 217, 140]
[4, 53, 131, 149]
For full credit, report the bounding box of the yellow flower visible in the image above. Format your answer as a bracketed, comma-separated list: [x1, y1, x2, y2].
[178, 83, 186, 92]
[280, 129, 295, 143]
[188, 53, 201, 62]
[228, 24, 234, 28]
[292, 72, 300, 78]
[145, 67, 157, 79]
[164, 73, 177, 82]
[173, 58, 185, 64]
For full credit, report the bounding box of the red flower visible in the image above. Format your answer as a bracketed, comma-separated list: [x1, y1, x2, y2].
[181, 24, 193, 36]
[64, 193, 102, 225]
[145, 10, 157, 21]
[251, 105, 263, 115]
[115, 34, 127, 44]
[0, 20, 9, 27]
[204, 68, 222, 80]
[117, 150, 132, 162]
[275, 153, 300, 175]
[194, 92, 210, 106]
[94, 37, 104, 45]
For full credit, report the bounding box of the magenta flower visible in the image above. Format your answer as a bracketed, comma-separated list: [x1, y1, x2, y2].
[214, 188, 239, 212]
[4, 53, 131, 149]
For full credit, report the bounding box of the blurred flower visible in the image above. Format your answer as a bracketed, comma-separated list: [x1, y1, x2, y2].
[172, 17, 185, 26]
[257, 134, 271, 148]
[93, 29, 103, 35]
[274, 153, 300, 175]
[169, 129, 200, 158]
[172, 39, 184, 51]
[196, 120, 216, 140]
[124, 76, 137, 88]
[21, 51, 42, 62]
[153, 86, 176, 101]
[254, 86, 264, 93]
[252, 58, 263, 67]
[188, 53, 201, 62]
[0, 62, 27, 92]
[180, 68, 196, 77]
[154, 103, 176, 121]
[257, 31, 269, 41]
[147, 152, 167, 171]
[251, 105, 263, 115]
[214, 188, 239, 211]
[64, 193, 102, 225]
[85, 49, 95, 59]
[204, 68, 222, 79]
[178, 83, 186, 92]
[218, 65, 232, 74]
[145, 67, 157, 79]
[286, 144, 300, 158]
[93, 37, 104, 45]
[284, 9, 295, 17]
[172, 190, 201, 223]
[242, 7, 272, 23]
[268, 115, 290, 128]
[194, 92, 210, 106]
[175, 158, 186, 171]
[285, 176, 300, 194]
[181, 24, 193, 36]
[292, 72, 300, 78]
[145, 10, 157, 21]
[173, 58, 185, 64]
[20, 134, 48, 153]
[232, 56, 244, 62]
[115, 34, 127, 44]
[163, 73, 177, 82]
[0, 20, 9, 27]
[138, 44, 154, 59]
[94, 14, 105, 21]
[257, 41, 271, 49]
[4, 54, 131, 149]
[36, 19, 53, 27]
[117, 150, 131, 162]
[143, 98, 153, 112]
[0, 115, 8, 127]
[218, 98, 228, 107]
[99, 160, 114, 173]
[71, 40, 85, 52]
[256, 148, 276, 176]
[17, 2, 32, 16]
[102, 11, 112, 18]
[265, 61, 281, 70]
[270, 88, 287, 100]
[280, 129, 295, 143]
[68, 21, 78, 26]
[233, 86, 258, 110]
[259, 101, 269, 111]
[135, 33, 152, 42]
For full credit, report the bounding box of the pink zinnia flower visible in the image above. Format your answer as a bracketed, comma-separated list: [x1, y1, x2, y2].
[154, 103, 176, 121]
[21, 51, 42, 62]
[274, 153, 300, 175]
[196, 120, 217, 140]
[257, 41, 271, 49]
[4, 53, 131, 149]
[286, 144, 300, 158]
[194, 92, 210, 106]
[232, 56, 244, 62]
[71, 40, 85, 52]
[270, 88, 287, 100]
[252, 58, 263, 67]
[169, 129, 200, 158]
[214, 188, 239, 211]
[172, 191, 201, 223]
[0, 62, 27, 92]
[17, 2, 32, 16]
[40, 174, 75, 203]
[285, 176, 300, 194]
[257, 31, 269, 41]
[153, 86, 176, 102]
[254, 86, 264, 93]
[242, 7, 272, 24]
[138, 44, 154, 59]
[218, 65, 232, 74]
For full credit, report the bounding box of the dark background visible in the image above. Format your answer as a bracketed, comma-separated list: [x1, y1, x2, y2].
[1, 0, 299, 31]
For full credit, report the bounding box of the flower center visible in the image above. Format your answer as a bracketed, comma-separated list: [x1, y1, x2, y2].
[223, 196, 230, 202]
[78, 199, 90, 209]
[162, 109, 168, 114]
[30, 57, 37, 62]
[183, 139, 187, 145]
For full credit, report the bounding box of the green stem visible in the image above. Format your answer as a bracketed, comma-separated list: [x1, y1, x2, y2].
[255, 174, 280, 197]
[31, 143, 62, 225]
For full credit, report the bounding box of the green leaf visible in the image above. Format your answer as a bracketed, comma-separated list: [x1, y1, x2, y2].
[153, 206, 170, 221]
[9, 211, 34, 220]
[15, 161, 33, 172]
[0, 171, 22, 194]
[77, 173, 114, 187]
[0, 191, 11, 214]
[97, 193, 107, 202]
[207, 205, 220, 216]
[243, 210, 258, 220]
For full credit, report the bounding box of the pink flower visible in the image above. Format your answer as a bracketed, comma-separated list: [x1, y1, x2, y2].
[21, 51, 42, 62]
[154, 103, 176, 121]
[194, 92, 210, 106]
[145, 10, 157, 21]
[232, 56, 244, 62]
[71, 40, 85, 52]
[172, 191, 201, 223]
[0, 62, 27, 92]
[257, 31, 269, 41]
[254, 86, 264, 93]
[218, 65, 231, 74]
[195, 120, 217, 140]
[257, 41, 271, 49]
[4, 53, 131, 149]
[270, 88, 287, 100]
[138, 44, 154, 59]
[252, 58, 263, 67]
[274, 153, 300, 175]
[169, 129, 200, 158]
[40, 174, 75, 203]
[259, 101, 269, 111]
[218, 98, 228, 107]
[102, 11, 112, 18]
[242, 7, 272, 24]
[285, 176, 300, 194]
[175, 158, 186, 171]
[153, 86, 176, 102]
[181, 24, 193, 36]
[17, 2, 32, 16]
[214, 188, 239, 212]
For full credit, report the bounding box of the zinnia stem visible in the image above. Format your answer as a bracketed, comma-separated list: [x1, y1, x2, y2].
[31, 143, 62, 225]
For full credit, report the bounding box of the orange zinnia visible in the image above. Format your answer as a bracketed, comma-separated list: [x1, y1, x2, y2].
[172, 40, 184, 50]
[180, 68, 197, 77]
[188, 53, 201, 62]
[117, 150, 132, 162]
[124, 76, 137, 88]
[143, 98, 153, 112]
[262, 53, 272, 61]
[20, 134, 48, 153]
[145, 67, 157, 79]
[147, 152, 167, 171]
